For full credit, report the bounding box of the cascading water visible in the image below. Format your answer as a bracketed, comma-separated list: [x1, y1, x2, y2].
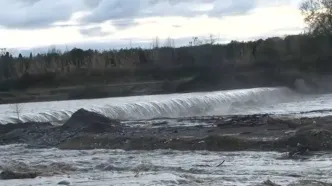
[0, 87, 298, 124]
[94, 87, 297, 120]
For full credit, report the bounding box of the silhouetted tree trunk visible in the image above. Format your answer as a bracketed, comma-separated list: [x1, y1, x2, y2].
[2, 52, 15, 79]
[138, 50, 148, 64]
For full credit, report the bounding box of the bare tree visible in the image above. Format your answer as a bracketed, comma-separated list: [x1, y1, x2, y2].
[301, 0, 332, 36]
[164, 37, 175, 48]
[151, 36, 160, 49]
[207, 34, 218, 45]
[11, 103, 23, 123]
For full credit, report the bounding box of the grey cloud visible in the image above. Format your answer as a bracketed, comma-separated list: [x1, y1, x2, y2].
[0, 0, 87, 29]
[81, 0, 257, 30]
[149, 0, 217, 6]
[83, 0, 102, 8]
[0, 0, 293, 31]
[112, 19, 139, 29]
[82, 0, 141, 23]
[16, 0, 41, 6]
[208, 0, 256, 17]
[79, 26, 112, 37]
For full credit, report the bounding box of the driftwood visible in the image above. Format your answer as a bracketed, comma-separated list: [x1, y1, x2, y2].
[216, 160, 225, 167]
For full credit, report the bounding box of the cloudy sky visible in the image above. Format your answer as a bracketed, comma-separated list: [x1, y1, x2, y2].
[0, 0, 305, 52]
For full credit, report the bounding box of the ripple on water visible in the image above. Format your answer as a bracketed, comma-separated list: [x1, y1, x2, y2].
[0, 146, 332, 186]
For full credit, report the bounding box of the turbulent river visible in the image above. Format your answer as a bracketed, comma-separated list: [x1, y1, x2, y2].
[1, 87, 332, 185]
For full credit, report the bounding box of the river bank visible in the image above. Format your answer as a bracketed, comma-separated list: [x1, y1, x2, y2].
[1, 109, 332, 153]
[2, 67, 332, 105]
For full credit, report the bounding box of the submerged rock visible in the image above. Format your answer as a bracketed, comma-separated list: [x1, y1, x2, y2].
[258, 180, 281, 186]
[0, 170, 38, 180]
[58, 180, 71, 185]
[61, 109, 121, 133]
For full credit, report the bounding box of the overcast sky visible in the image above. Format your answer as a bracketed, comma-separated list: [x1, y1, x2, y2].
[0, 0, 305, 53]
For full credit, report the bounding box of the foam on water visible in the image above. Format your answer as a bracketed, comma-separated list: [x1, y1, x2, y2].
[0, 87, 298, 124]
[1, 86, 332, 125]
[0, 145, 331, 186]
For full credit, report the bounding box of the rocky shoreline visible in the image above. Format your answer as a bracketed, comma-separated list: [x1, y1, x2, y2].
[1, 109, 332, 154]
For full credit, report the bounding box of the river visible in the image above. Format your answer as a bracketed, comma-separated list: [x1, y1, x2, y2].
[1, 87, 332, 185]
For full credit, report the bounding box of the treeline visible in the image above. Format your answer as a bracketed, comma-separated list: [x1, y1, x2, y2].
[0, 34, 331, 91]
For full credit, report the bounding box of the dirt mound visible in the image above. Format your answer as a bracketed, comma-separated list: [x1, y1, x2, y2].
[62, 109, 121, 133]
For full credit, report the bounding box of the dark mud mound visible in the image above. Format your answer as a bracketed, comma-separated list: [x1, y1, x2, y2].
[0, 160, 76, 180]
[61, 109, 121, 133]
[0, 122, 54, 145]
[2, 110, 332, 152]
[202, 135, 264, 151]
[58, 134, 265, 151]
[0, 170, 38, 180]
[0, 109, 123, 147]
[258, 180, 281, 186]
[278, 128, 332, 151]
[216, 114, 269, 127]
[215, 114, 300, 129]
[0, 122, 52, 135]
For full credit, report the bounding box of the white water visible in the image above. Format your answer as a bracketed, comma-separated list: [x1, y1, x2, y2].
[0, 144, 332, 186]
[2, 87, 332, 185]
[1, 86, 330, 124]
